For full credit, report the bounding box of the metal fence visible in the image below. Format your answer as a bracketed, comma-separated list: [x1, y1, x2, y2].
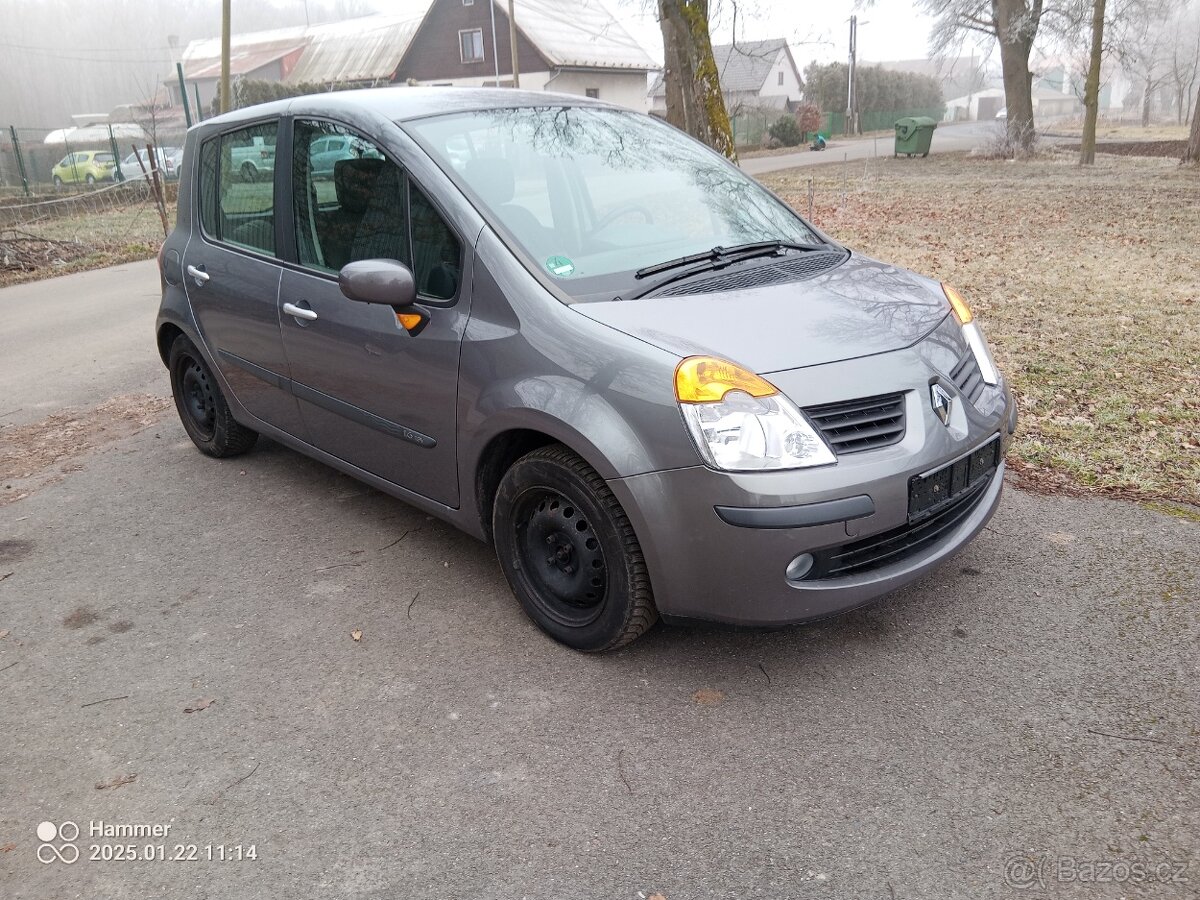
[1, 124, 187, 195]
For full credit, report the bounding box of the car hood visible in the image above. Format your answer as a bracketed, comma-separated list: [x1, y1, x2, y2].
[573, 253, 950, 373]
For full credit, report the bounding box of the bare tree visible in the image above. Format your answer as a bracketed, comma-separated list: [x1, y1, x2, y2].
[1186, 83, 1200, 160]
[657, 0, 738, 161]
[923, 1, 1047, 152]
[1080, 0, 1107, 163]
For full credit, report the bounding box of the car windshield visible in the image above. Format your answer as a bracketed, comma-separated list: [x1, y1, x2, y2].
[405, 106, 822, 299]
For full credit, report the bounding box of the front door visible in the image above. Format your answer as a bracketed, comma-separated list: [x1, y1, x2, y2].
[277, 118, 470, 508]
[182, 119, 306, 438]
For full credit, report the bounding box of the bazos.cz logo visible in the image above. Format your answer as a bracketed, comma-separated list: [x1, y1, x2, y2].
[36, 821, 79, 864]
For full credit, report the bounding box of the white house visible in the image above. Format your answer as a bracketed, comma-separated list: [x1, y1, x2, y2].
[649, 38, 803, 116]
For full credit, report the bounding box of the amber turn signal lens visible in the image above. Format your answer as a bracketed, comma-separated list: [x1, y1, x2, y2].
[396, 312, 423, 331]
[674, 356, 779, 404]
[943, 284, 974, 325]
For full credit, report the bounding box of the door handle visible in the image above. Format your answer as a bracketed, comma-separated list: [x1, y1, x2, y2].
[186, 264, 209, 285]
[283, 302, 318, 322]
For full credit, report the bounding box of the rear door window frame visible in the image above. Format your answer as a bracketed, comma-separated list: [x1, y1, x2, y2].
[194, 115, 283, 262]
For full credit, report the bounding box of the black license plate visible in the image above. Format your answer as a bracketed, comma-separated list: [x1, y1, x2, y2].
[908, 438, 1000, 521]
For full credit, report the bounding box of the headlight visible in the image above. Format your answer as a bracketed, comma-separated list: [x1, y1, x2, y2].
[943, 284, 1000, 386]
[674, 356, 836, 471]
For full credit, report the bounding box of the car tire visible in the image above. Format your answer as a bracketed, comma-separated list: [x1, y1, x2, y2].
[53, 176, 63, 190]
[86, 174, 95, 185]
[492, 444, 657, 651]
[241, 162, 257, 183]
[168, 335, 258, 458]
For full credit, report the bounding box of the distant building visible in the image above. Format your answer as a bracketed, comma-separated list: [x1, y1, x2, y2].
[649, 38, 803, 116]
[943, 86, 1083, 122]
[174, 0, 656, 113]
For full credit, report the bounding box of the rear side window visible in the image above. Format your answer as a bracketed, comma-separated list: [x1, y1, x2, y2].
[197, 121, 277, 256]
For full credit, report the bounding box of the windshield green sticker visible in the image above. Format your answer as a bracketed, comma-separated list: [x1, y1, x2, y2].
[546, 256, 575, 277]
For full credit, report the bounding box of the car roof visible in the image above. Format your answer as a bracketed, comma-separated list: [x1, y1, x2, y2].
[195, 85, 612, 131]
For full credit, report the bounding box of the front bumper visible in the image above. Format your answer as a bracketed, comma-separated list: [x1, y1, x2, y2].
[607, 344, 1016, 627]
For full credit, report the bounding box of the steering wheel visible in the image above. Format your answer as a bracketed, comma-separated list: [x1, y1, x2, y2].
[593, 202, 655, 233]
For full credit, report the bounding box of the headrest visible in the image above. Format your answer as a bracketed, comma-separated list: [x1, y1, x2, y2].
[334, 157, 388, 215]
[464, 157, 515, 207]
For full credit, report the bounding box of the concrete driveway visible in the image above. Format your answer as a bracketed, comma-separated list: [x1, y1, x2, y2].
[1, 261, 1196, 899]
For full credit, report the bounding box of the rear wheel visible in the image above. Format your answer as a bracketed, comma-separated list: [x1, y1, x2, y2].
[168, 335, 258, 457]
[493, 445, 657, 651]
[85, 174, 95, 185]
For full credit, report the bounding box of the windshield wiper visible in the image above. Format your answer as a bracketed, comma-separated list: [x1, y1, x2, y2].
[634, 239, 829, 280]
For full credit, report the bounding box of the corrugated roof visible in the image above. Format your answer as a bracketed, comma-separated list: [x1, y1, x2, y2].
[286, 15, 425, 84]
[650, 38, 789, 97]
[180, 13, 423, 86]
[507, 0, 656, 70]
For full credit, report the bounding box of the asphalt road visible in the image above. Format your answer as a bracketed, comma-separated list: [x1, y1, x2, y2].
[740, 122, 1004, 176]
[1, 257, 1197, 899]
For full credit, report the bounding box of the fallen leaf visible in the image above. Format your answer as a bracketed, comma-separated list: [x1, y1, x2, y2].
[351, 629, 363, 642]
[183, 697, 215, 714]
[1045, 532, 1075, 545]
[0, 842, 15, 852]
[0, 629, 9, 639]
[692, 688, 724, 706]
[95, 774, 137, 790]
[649, 894, 668, 900]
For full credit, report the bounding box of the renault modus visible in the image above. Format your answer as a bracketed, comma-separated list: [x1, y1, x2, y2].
[156, 88, 1016, 651]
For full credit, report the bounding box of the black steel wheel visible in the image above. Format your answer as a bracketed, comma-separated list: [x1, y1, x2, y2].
[493, 445, 657, 651]
[167, 335, 258, 458]
[241, 161, 257, 183]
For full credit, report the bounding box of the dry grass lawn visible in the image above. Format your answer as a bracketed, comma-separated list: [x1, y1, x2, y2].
[764, 152, 1200, 506]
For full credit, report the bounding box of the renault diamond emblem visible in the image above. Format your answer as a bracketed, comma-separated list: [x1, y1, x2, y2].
[930, 384, 954, 426]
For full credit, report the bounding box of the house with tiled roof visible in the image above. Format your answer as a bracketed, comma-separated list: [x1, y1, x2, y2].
[175, 0, 657, 113]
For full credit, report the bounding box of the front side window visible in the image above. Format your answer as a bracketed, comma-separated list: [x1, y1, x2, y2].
[290, 119, 461, 301]
[197, 121, 278, 255]
[459, 28, 484, 63]
[406, 106, 819, 298]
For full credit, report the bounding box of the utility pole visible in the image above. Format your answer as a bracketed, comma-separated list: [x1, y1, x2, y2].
[489, 0, 500, 86]
[844, 15, 857, 136]
[508, 0, 520, 88]
[220, 0, 231, 114]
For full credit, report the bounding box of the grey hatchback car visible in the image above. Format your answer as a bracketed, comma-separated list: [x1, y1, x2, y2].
[156, 88, 1016, 651]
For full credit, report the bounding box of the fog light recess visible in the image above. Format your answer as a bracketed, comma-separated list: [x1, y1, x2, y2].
[786, 553, 815, 583]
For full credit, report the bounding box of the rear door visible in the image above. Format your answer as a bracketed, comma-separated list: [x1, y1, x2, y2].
[181, 120, 306, 438]
[277, 117, 470, 507]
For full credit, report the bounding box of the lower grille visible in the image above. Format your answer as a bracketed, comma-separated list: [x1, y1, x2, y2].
[804, 392, 906, 455]
[805, 470, 995, 580]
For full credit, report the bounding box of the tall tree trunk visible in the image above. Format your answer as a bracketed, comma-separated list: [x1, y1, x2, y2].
[1142, 76, 1152, 127]
[994, 0, 1038, 153]
[1079, 0, 1106, 165]
[657, 0, 737, 162]
[1185, 84, 1200, 164]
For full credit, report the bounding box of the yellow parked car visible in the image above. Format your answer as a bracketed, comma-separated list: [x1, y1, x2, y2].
[51, 151, 116, 188]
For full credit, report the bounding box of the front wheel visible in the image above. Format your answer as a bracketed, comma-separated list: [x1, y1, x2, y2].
[53, 176, 63, 190]
[85, 174, 95, 185]
[493, 445, 657, 651]
[168, 335, 258, 457]
[241, 162, 257, 183]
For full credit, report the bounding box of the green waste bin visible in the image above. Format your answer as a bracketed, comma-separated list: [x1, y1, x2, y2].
[894, 116, 938, 158]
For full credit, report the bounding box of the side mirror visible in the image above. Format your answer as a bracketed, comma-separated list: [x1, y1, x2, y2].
[338, 259, 417, 308]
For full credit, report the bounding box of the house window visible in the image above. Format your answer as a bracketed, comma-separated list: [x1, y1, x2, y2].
[462, 0, 474, 4]
[777, 71, 784, 86]
[459, 29, 485, 64]
[585, 88, 599, 99]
